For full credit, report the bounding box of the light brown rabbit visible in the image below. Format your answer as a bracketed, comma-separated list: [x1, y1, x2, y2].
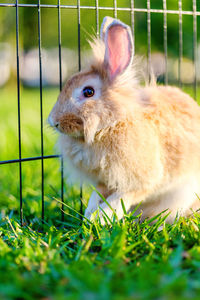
[48, 16, 200, 224]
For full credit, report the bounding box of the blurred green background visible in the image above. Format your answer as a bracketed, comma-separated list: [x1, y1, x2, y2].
[0, 0, 200, 87]
[0, 0, 200, 221]
[0, 0, 199, 54]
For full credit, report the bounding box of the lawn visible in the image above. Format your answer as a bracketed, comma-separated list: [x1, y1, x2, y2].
[0, 85, 200, 299]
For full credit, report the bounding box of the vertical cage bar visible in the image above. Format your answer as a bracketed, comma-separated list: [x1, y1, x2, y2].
[178, 0, 183, 87]
[192, 0, 197, 100]
[163, 0, 168, 85]
[77, 0, 83, 218]
[147, 0, 151, 82]
[95, 0, 99, 36]
[77, 0, 81, 72]
[38, 0, 44, 222]
[114, 0, 117, 18]
[130, 0, 135, 55]
[16, 0, 23, 226]
[58, 0, 64, 222]
[58, 0, 62, 91]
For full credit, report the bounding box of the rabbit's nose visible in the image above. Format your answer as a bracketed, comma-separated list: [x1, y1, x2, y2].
[48, 114, 59, 128]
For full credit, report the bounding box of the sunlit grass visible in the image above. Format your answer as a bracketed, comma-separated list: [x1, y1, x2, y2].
[0, 206, 200, 299]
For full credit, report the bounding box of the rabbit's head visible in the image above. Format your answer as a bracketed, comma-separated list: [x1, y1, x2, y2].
[48, 17, 137, 144]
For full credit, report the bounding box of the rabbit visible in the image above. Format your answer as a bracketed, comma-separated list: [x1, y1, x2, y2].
[48, 16, 200, 224]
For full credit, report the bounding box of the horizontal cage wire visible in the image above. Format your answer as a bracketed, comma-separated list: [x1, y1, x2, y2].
[0, 0, 199, 225]
[0, 3, 198, 16]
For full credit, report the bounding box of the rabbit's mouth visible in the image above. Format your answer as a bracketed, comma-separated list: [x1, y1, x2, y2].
[63, 131, 84, 140]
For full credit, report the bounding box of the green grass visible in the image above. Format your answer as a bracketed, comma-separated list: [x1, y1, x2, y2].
[0, 85, 200, 299]
[1, 209, 200, 299]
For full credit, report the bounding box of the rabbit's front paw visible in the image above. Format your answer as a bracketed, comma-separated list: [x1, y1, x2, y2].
[98, 201, 118, 225]
[84, 190, 101, 221]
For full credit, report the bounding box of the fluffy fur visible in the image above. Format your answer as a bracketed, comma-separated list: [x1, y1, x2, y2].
[48, 17, 200, 223]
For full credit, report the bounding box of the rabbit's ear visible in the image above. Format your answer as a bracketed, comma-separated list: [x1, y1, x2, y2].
[100, 16, 114, 40]
[103, 19, 134, 81]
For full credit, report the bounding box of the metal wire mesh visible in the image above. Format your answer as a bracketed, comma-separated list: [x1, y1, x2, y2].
[0, 0, 199, 225]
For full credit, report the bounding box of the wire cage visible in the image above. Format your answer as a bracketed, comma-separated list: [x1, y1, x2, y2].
[0, 0, 199, 226]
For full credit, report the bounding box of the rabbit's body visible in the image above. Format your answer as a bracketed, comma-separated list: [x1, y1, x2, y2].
[58, 85, 200, 222]
[49, 17, 200, 223]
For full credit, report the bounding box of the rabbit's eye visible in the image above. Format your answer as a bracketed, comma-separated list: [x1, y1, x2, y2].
[83, 86, 95, 98]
